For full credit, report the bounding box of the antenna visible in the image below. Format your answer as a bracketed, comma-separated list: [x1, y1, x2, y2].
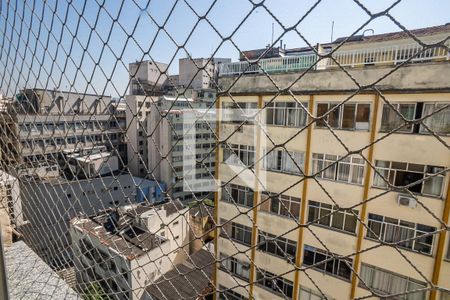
[331, 21, 335, 42]
[271, 22, 274, 46]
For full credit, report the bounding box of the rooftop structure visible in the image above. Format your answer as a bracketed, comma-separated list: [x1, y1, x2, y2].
[70, 200, 189, 300]
[220, 23, 450, 76]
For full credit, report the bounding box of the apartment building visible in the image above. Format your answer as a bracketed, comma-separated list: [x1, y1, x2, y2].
[0, 88, 127, 170]
[70, 200, 188, 300]
[129, 60, 170, 95]
[126, 91, 216, 203]
[215, 24, 450, 300]
[178, 57, 231, 90]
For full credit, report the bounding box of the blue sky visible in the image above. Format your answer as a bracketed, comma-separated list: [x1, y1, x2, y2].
[0, 0, 449, 98]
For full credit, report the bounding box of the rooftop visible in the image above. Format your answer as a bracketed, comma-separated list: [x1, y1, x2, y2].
[70, 200, 184, 260]
[4, 241, 80, 300]
[144, 247, 215, 300]
[333, 23, 450, 44]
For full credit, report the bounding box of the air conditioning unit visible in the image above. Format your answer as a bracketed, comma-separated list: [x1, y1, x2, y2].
[397, 194, 417, 208]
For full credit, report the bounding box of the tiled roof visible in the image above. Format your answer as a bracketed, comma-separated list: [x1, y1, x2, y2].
[144, 248, 215, 300]
[334, 23, 450, 44]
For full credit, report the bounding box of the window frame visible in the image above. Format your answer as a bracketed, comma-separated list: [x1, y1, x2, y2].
[222, 184, 254, 208]
[379, 103, 417, 133]
[257, 230, 297, 260]
[303, 245, 353, 281]
[265, 101, 308, 128]
[366, 213, 436, 255]
[359, 263, 427, 300]
[220, 254, 251, 281]
[307, 200, 359, 234]
[260, 192, 301, 220]
[312, 153, 365, 186]
[264, 148, 305, 175]
[373, 160, 445, 198]
[315, 102, 371, 131]
[255, 269, 294, 299]
[419, 102, 450, 135]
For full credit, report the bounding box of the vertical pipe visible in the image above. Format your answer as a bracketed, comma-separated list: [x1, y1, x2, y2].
[292, 94, 314, 300]
[350, 94, 380, 298]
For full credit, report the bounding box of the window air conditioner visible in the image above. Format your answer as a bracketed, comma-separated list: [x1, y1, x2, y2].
[397, 194, 417, 208]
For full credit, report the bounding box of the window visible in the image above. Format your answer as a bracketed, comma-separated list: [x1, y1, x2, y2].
[222, 184, 254, 208]
[380, 103, 416, 133]
[220, 219, 252, 246]
[258, 230, 297, 260]
[360, 263, 426, 300]
[265, 101, 308, 127]
[447, 238, 450, 261]
[299, 287, 334, 300]
[231, 223, 252, 246]
[218, 286, 248, 300]
[256, 269, 294, 299]
[222, 144, 255, 167]
[312, 153, 365, 185]
[222, 102, 258, 124]
[420, 103, 450, 134]
[373, 160, 445, 197]
[264, 148, 304, 175]
[303, 245, 353, 281]
[220, 254, 250, 281]
[367, 213, 436, 255]
[260, 192, 301, 220]
[308, 200, 358, 234]
[316, 102, 370, 130]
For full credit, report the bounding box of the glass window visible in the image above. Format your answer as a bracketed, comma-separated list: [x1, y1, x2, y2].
[420, 103, 450, 134]
[380, 103, 416, 133]
[342, 104, 356, 129]
[360, 263, 426, 300]
[373, 160, 444, 197]
[308, 200, 358, 234]
[367, 213, 435, 255]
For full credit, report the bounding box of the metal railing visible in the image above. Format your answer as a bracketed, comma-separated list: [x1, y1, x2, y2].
[218, 42, 450, 76]
[328, 42, 450, 67]
[218, 54, 317, 76]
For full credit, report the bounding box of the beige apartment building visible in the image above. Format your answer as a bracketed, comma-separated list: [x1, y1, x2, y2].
[214, 24, 450, 300]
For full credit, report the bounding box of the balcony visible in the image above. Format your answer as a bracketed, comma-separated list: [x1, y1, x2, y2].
[218, 42, 450, 76]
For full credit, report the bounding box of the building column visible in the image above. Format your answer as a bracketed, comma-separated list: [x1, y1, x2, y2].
[292, 95, 314, 300]
[248, 95, 264, 300]
[350, 93, 380, 298]
[213, 96, 221, 300]
[430, 178, 450, 300]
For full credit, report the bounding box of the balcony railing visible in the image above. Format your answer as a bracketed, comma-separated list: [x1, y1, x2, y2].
[218, 42, 450, 76]
[218, 54, 317, 76]
[327, 42, 450, 67]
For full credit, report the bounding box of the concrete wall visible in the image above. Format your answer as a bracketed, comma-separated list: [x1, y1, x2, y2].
[218, 62, 450, 94]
